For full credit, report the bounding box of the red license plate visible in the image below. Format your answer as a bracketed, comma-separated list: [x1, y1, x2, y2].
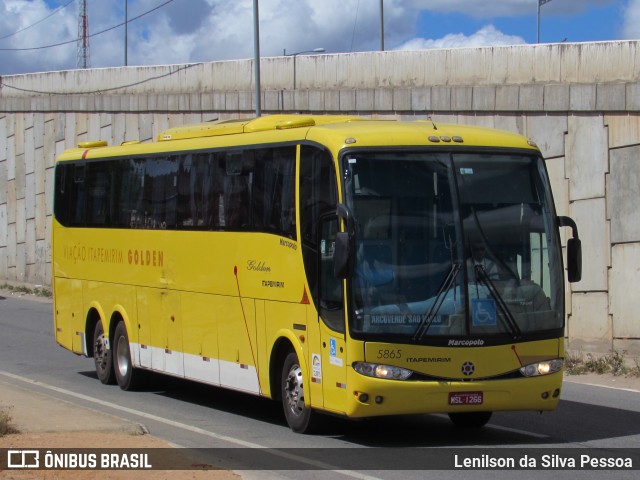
[449, 392, 483, 405]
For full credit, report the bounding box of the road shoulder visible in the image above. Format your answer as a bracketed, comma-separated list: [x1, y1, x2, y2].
[0, 378, 239, 479]
[564, 372, 640, 392]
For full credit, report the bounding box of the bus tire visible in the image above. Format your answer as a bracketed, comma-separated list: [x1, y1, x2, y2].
[448, 411, 492, 428]
[93, 321, 115, 385]
[281, 351, 317, 433]
[113, 321, 142, 391]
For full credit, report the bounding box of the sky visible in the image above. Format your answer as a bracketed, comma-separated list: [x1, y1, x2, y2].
[0, 0, 638, 75]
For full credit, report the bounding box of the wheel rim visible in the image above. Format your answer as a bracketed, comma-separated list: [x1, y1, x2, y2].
[284, 363, 305, 417]
[116, 335, 129, 378]
[94, 331, 109, 371]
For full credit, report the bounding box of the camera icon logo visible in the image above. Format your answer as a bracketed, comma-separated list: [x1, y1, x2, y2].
[7, 450, 40, 469]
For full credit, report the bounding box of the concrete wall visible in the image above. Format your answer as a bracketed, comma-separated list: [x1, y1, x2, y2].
[1, 41, 639, 359]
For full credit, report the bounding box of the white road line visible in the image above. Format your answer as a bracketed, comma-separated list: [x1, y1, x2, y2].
[486, 424, 549, 439]
[0, 369, 261, 446]
[431, 414, 549, 439]
[564, 379, 640, 394]
[0, 370, 380, 480]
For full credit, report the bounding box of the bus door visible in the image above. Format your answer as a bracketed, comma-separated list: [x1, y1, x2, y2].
[137, 287, 183, 376]
[299, 144, 346, 412]
[317, 217, 348, 413]
[53, 278, 83, 353]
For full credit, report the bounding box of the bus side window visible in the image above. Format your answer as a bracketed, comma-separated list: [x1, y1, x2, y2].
[143, 157, 178, 229]
[177, 153, 215, 229]
[54, 163, 85, 226]
[85, 162, 110, 226]
[119, 158, 145, 229]
[217, 151, 251, 230]
[252, 147, 296, 239]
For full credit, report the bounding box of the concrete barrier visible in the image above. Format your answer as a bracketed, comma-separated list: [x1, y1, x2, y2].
[1, 40, 639, 359]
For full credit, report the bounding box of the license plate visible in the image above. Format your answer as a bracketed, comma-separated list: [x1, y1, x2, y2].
[449, 392, 483, 405]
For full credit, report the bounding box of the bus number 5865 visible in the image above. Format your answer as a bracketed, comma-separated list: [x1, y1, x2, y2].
[377, 349, 402, 359]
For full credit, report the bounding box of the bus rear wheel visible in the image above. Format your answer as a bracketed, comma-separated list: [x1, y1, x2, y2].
[113, 322, 142, 391]
[281, 351, 317, 433]
[448, 411, 492, 428]
[93, 321, 115, 385]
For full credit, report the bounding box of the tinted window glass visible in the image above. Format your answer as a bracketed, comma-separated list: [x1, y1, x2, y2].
[177, 153, 216, 229]
[54, 145, 298, 241]
[252, 147, 296, 238]
[299, 145, 338, 303]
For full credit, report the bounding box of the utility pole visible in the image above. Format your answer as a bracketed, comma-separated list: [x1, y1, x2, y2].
[77, 0, 90, 68]
[380, 0, 384, 51]
[253, 0, 261, 117]
[125, 0, 128, 66]
[537, 0, 553, 43]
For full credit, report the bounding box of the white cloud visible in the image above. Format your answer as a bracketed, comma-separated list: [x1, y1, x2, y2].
[405, 0, 616, 18]
[405, 0, 533, 18]
[117, 0, 414, 64]
[0, 0, 76, 74]
[396, 24, 526, 50]
[0, 0, 631, 75]
[622, 0, 640, 39]
[0, 0, 416, 73]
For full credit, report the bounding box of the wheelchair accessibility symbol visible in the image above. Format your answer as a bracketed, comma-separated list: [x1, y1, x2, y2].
[472, 299, 497, 327]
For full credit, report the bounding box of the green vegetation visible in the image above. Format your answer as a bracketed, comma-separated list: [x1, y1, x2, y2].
[565, 350, 640, 377]
[0, 283, 51, 298]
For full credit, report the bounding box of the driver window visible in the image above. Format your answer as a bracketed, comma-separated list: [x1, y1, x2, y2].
[319, 216, 345, 332]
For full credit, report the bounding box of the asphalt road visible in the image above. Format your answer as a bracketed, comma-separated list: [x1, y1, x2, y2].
[1, 292, 639, 479]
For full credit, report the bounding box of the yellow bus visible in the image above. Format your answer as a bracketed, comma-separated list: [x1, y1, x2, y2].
[52, 114, 582, 433]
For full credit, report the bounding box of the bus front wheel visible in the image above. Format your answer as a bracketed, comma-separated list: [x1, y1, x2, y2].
[113, 322, 142, 391]
[448, 411, 492, 428]
[281, 351, 317, 433]
[93, 321, 115, 385]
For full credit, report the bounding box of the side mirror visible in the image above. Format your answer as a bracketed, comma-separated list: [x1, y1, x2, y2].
[334, 231, 353, 279]
[333, 204, 356, 279]
[558, 216, 582, 283]
[566, 237, 582, 283]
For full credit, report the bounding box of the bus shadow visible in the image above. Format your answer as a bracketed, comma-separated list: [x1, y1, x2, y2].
[328, 398, 640, 447]
[154, 378, 640, 445]
[78, 369, 286, 427]
[77, 370, 640, 447]
[143, 373, 286, 427]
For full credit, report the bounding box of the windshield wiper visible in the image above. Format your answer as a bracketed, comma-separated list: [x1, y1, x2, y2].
[474, 265, 522, 339]
[413, 263, 461, 341]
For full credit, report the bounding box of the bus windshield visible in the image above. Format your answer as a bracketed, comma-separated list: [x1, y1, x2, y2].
[343, 150, 564, 343]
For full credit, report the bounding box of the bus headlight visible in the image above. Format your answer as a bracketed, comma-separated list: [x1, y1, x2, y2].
[519, 359, 564, 377]
[353, 362, 413, 380]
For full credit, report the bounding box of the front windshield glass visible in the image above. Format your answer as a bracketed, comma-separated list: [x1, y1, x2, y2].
[344, 150, 564, 344]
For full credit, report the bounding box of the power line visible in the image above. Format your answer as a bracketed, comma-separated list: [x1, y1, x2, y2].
[0, 0, 75, 41]
[0, 0, 176, 52]
[350, 0, 360, 52]
[0, 62, 202, 95]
